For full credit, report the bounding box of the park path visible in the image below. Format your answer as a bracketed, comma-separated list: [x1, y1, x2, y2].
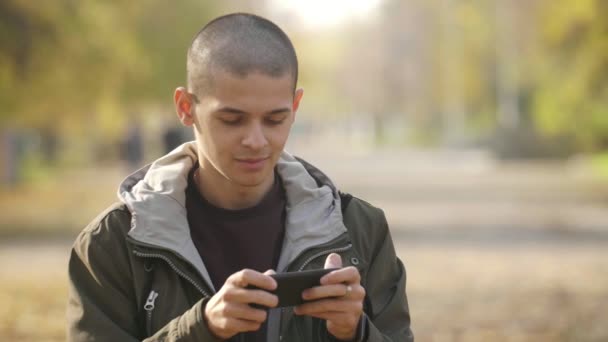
[295, 147, 608, 244]
[5, 147, 606, 270]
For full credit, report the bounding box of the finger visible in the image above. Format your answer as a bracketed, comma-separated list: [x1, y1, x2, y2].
[226, 269, 277, 290]
[223, 303, 268, 323]
[302, 311, 360, 330]
[321, 266, 361, 285]
[324, 253, 342, 269]
[294, 298, 363, 316]
[264, 269, 276, 275]
[301, 284, 349, 301]
[222, 317, 264, 334]
[224, 287, 279, 308]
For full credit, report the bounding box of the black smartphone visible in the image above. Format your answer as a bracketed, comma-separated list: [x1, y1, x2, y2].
[249, 268, 339, 308]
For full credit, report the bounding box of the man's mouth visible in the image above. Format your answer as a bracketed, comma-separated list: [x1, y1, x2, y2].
[235, 156, 270, 163]
[235, 156, 270, 170]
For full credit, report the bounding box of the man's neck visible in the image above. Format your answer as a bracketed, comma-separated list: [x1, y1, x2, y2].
[194, 164, 274, 210]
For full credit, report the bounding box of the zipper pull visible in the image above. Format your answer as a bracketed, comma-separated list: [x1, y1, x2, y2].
[144, 290, 159, 311]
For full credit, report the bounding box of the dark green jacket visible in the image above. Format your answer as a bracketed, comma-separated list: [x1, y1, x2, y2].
[67, 143, 413, 341]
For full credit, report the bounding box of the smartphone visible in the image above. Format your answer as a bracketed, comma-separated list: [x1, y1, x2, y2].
[249, 268, 339, 308]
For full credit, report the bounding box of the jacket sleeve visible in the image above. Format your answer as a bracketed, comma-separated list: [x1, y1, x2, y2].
[362, 214, 414, 342]
[67, 208, 220, 342]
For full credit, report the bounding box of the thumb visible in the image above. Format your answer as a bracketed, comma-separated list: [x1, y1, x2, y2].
[324, 253, 342, 269]
[263, 269, 277, 289]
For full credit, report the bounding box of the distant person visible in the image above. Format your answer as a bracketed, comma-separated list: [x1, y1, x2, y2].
[162, 124, 185, 154]
[40, 127, 58, 165]
[123, 117, 144, 170]
[67, 13, 413, 341]
[1, 130, 19, 186]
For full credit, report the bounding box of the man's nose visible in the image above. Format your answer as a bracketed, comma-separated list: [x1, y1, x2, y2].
[241, 123, 268, 150]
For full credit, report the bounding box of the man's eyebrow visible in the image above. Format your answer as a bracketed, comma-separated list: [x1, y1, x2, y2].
[267, 107, 291, 115]
[216, 106, 247, 114]
[215, 107, 291, 115]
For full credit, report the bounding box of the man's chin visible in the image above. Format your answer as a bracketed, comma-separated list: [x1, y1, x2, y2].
[230, 175, 269, 188]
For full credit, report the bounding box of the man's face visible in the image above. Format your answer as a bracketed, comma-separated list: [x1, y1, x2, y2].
[189, 70, 302, 188]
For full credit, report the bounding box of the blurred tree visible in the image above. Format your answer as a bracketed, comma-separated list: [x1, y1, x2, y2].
[2, 0, 606, 157]
[0, 1, 145, 133]
[0, 0, 222, 166]
[533, 0, 608, 151]
[336, 0, 607, 153]
[337, 0, 495, 146]
[336, 0, 442, 145]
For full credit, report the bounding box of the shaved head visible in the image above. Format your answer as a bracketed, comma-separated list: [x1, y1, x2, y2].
[187, 13, 298, 95]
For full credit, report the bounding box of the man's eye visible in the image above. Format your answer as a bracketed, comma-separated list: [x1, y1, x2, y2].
[266, 119, 285, 125]
[220, 118, 241, 125]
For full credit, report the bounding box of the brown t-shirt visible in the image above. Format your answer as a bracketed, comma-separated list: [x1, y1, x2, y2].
[186, 166, 286, 342]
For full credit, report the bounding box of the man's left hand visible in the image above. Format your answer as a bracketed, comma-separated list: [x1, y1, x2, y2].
[293, 253, 365, 341]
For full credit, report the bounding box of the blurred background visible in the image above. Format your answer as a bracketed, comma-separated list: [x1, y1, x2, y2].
[1, 0, 607, 341]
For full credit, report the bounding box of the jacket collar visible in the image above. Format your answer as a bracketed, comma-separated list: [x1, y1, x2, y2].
[118, 141, 347, 291]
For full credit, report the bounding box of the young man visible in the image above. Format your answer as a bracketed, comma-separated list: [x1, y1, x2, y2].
[67, 13, 413, 342]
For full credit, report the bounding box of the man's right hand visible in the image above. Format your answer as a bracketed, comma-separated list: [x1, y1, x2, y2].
[204, 269, 278, 339]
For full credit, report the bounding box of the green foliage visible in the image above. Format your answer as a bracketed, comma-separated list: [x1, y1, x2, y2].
[0, 0, 218, 137]
[592, 151, 608, 181]
[533, 0, 608, 150]
[1, 1, 140, 129]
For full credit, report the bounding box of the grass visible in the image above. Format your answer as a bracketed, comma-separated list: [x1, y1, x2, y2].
[591, 152, 608, 182]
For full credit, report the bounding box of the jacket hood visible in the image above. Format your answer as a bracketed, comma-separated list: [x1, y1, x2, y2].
[117, 142, 347, 291]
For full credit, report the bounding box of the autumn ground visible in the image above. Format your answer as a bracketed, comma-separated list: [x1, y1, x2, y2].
[1, 147, 607, 341]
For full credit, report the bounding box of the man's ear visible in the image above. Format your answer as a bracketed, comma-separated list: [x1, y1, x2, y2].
[174, 87, 195, 126]
[292, 88, 304, 115]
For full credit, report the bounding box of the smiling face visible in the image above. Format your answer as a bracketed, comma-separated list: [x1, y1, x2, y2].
[177, 70, 303, 195]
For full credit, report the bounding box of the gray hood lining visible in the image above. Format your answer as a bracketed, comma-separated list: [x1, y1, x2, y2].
[117, 142, 347, 289]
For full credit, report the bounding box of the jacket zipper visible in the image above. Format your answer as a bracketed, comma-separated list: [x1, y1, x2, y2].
[133, 250, 210, 297]
[144, 290, 159, 336]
